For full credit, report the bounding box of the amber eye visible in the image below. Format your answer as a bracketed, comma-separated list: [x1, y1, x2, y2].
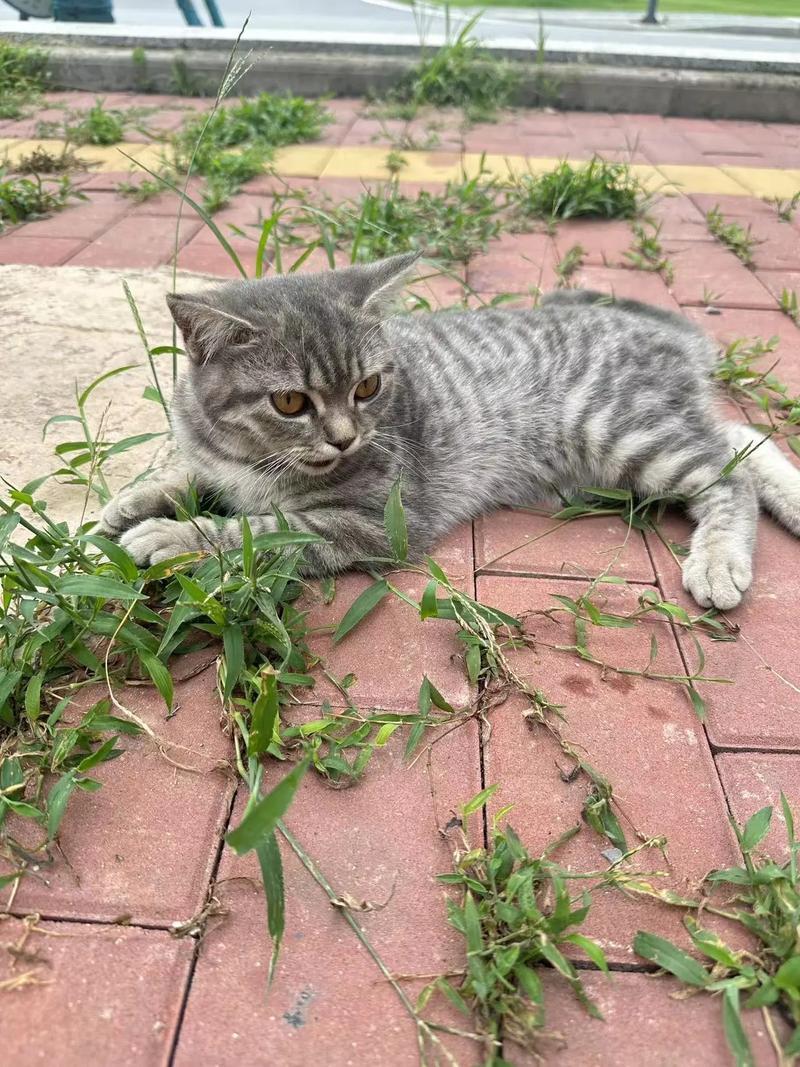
[354, 374, 381, 401]
[271, 391, 308, 417]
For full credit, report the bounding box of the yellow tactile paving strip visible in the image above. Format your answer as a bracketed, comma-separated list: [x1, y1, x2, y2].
[1, 138, 799, 199]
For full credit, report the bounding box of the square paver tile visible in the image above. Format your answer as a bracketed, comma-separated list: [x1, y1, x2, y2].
[0, 919, 193, 1067]
[474, 509, 656, 583]
[666, 240, 776, 309]
[716, 752, 800, 860]
[174, 724, 482, 1067]
[646, 513, 800, 751]
[1, 663, 235, 926]
[477, 575, 741, 964]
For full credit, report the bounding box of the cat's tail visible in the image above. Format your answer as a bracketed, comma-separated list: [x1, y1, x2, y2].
[727, 422, 800, 536]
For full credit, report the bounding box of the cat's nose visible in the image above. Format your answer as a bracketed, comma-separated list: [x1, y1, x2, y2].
[329, 434, 357, 453]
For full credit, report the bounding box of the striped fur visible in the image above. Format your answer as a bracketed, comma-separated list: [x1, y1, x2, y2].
[101, 254, 800, 610]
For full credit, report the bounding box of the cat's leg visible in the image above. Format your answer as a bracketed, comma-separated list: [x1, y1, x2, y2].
[98, 461, 195, 539]
[633, 453, 758, 610]
[679, 468, 758, 610]
[119, 507, 390, 574]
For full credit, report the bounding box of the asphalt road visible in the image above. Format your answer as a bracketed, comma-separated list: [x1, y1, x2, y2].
[1, 0, 796, 61]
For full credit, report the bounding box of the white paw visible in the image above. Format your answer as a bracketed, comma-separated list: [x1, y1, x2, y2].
[119, 517, 205, 567]
[99, 482, 179, 537]
[682, 549, 752, 611]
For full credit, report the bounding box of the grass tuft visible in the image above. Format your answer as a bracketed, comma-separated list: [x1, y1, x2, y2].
[705, 205, 758, 267]
[508, 157, 645, 223]
[0, 41, 49, 119]
[0, 170, 82, 230]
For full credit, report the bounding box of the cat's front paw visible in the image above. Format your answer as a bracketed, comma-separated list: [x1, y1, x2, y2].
[99, 481, 181, 538]
[682, 548, 752, 611]
[120, 517, 207, 566]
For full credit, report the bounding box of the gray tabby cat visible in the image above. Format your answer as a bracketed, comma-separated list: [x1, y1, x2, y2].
[100, 252, 800, 610]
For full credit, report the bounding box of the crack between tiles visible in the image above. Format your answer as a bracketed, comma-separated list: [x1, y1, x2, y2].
[166, 780, 241, 1067]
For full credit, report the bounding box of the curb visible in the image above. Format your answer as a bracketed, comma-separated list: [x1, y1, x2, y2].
[31, 42, 800, 123]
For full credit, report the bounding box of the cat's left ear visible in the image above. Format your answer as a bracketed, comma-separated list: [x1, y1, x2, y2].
[343, 252, 422, 312]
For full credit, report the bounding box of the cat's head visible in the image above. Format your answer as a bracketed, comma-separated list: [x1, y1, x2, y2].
[167, 252, 419, 477]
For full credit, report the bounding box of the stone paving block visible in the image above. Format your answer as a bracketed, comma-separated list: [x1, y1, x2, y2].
[175, 726, 482, 1067]
[716, 752, 800, 860]
[748, 216, 800, 271]
[0, 235, 86, 266]
[755, 268, 800, 306]
[571, 265, 681, 310]
[646, 513, 800, 752]
[0, 919, 193, 1067]
[176, 233, 257, 279]
[507, 970, 778, 1066]
[656, 164, 749, 196]
[552, 218, 635, 267]
[665, 240, 776, 309]
[645, 194, 709, 241]
[680, 306, 800, 391]
[639, 135, 707, 166]
[467, 233, 559, 294]
[721, 165, 800, 200]
[474, 509, 656, 583]
[13, 191, 130, 241]
[274, 145, 336, 178]
[67, 215, 203, 269]
[300, 526, 474, 711]
[1, 663, 235, 926]
[476, 575, 741, 965]
[689, 193, 777, 220]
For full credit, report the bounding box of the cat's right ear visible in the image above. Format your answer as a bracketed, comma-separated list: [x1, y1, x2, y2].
[166, 294, 256, 366]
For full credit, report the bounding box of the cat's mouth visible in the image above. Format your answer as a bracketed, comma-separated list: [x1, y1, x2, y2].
[300, 455, 341, 474]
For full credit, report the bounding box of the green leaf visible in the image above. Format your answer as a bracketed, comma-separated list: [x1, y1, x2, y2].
[633, 932, 710, 987]
[332, 579, 389, 642]
[46, 771, 78, 840]
[739, 806, 772, 853]
[139, 651, 174, 714]
[76, 736, 120, 772]
[774, 956, 800, 994]
[685, 920, 741, 969]
[226, 761, 309, 854]
[80, 533, 139, 581]
[383, 477, 408, 561]
[24, 671, 43, 722]
[514, 963, 543, 1004]
[257, 831, 285, 985]
[688, 686, 706, 721]
[78, 363, 141, 408]
[785, 1026, 800, 1057]
[462, 784, 499, 817]
[420, 579, 439, 620]
[249, 673, 279, 757]
[241, 515, 254, 578]
[222, 625, 245, 702]
[463, 891, 483, 956]
[58, 574, 145, 601]
[564, 933, 609, 973]
[722, 986, 754, 1067]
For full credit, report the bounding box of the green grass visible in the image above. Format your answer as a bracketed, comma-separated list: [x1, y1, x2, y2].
[384, 13, 520, 122]
[509, 157, 646, 222]
[632, 800, 800, 1064]
[171, 92, 331, 212]
[0, 170, 81, 230]
[705, 205, 759, 267]
[414, 0, 795, 15]
[0, 41, 49, 120]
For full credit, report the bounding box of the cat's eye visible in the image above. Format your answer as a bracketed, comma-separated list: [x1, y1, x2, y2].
[354, 374, 381, 401]
[271, 391, 308, 417]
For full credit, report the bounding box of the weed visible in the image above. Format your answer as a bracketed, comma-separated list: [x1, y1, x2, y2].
[0, 170, 81, 230]
[508, 157, 645, 223]
[705, 206, 758, 267]
[298, 168, 503, 263]
[116, 178, 164, 203]
[702, 284, 722, 307]
[15, 144, 81, 175]
[387, 13, 519, 122]
[169, 57, 208, 98]
[385, 150, 409, 176]
[633, 799, 800, 1065]
[0, 41, 48, 119]
[554, 242, 585, 287]
[421, 789, 609, 1061]
[624, 220, 674, 284]
[131, 47, 153, 93]
[531, 14, 561, 108]
[780, 287, 800, 325]
[64, 98, 126, 146]
[172, 93, 330, 212]
[765, 191, 800, 223]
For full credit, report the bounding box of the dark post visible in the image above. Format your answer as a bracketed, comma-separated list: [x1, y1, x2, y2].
[203, 0, 225, 26]
[642, 0, 659, 24]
